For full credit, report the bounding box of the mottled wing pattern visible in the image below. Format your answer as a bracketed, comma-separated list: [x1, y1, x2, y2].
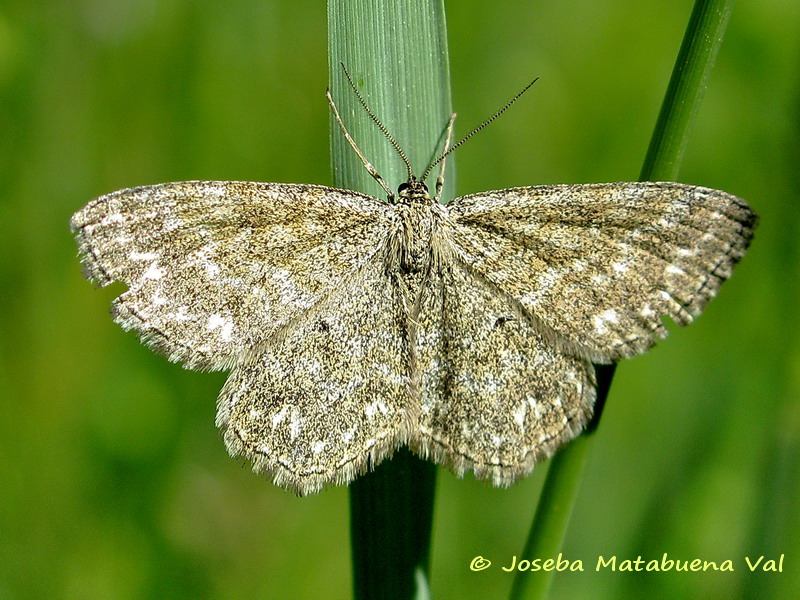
[72, 174, 757, 493]
[217, 253, 413, 495]
[410, 251, 596, 486]
[71, 181, 391, 370]
[447, 182, 757, 363]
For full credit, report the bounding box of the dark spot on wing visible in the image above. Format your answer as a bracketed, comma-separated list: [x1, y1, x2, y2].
[493, 315, 515, 329]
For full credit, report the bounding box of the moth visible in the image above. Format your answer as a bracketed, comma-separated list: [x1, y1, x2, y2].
[71, 76, 757, 495]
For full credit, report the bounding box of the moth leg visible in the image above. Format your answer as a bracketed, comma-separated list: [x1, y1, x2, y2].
[326, 89, 395, 202]
[435, 113, 457, 203]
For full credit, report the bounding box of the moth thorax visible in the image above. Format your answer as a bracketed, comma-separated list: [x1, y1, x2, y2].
[398, 203, 435, 273]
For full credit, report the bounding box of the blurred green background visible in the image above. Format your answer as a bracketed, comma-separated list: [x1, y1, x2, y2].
[1, 1, 798, 599]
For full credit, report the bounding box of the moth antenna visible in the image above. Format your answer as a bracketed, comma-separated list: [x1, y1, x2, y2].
[340, 63, 416, 183]
[421, 77, 539, 182]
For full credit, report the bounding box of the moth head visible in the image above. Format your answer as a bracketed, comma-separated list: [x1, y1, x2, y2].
[397, 179, 430, 203]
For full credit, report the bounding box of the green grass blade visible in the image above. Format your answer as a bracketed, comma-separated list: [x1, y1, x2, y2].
[327, 1, 453, 599]
[641, 0, 737, 181]
[507, 437, 591, 600]
[509, 2, 737, 599]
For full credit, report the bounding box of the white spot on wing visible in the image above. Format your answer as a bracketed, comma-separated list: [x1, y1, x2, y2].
[536, 267, 560, 290]
[365, 400, 388, 418]
[593, 316, 607, 334]
[271, 406, 288, 427]
[593, 309, 619, 334]
[143, 262, 164, 280]
[131, 251, 158, 260]
[205, 261, 221, 277]
[601, 309, 619, 322]
[513, 402, 527, 428]
[207, 313, 234, 341]
[289, 411, 302, 441]
[667, 264, 685, 275]
[342, 426, 357, 444]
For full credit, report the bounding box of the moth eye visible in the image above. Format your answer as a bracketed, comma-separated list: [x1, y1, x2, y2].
[397, 183, 409, 194]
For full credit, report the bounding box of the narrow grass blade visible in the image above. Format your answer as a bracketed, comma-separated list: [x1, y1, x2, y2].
[509, 2, 738, 599]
